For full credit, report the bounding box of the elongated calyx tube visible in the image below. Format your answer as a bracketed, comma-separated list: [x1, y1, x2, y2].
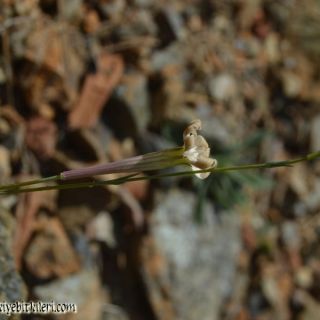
[60, 119, 217, 181]
[60, 147, 187, 180]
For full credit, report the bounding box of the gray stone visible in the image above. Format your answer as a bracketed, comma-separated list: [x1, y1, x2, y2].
[117, 73, 150, 132]
[151, 43, 185, 71]
[294, 178, 320, 216]
[151, 189, 240, 320]
[35, 270, 104, 320]
[281, 221, 301, 250]
[208, 73, 238, 102]
[0, 207, 26, 302]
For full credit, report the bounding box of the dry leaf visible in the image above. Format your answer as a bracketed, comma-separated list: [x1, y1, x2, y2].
[68, 53, 124, 128]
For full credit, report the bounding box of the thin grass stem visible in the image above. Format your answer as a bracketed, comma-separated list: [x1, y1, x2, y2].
[0, 175, 60, 191]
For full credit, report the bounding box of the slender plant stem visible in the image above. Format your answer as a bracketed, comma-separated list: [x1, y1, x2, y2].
[0, 175, 60, 191]
[0, 150, 319, 195]
[0, 173, 140, 195]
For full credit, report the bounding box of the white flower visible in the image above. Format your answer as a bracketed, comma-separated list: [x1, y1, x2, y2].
[183, 119, 217, 179]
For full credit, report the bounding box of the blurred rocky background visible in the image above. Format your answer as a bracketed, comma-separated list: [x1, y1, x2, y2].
[1, 0, 320, 319]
